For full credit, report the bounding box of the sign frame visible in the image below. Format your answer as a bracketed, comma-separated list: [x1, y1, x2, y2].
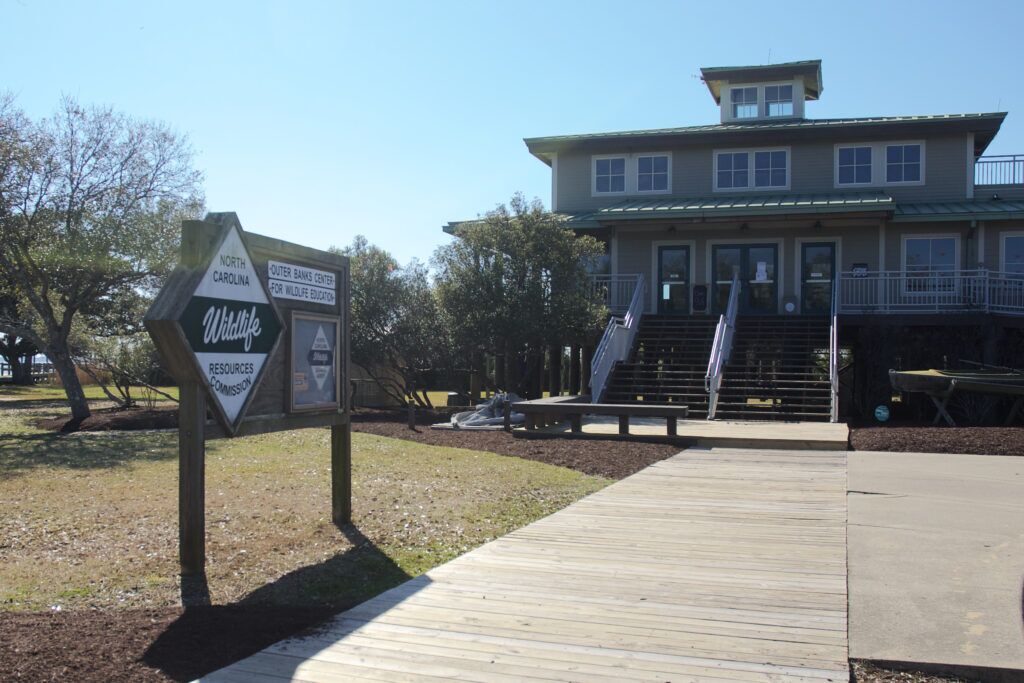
[288, 310, 342, 413]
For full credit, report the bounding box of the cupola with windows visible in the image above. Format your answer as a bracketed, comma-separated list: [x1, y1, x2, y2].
[700, 60, 822, 124]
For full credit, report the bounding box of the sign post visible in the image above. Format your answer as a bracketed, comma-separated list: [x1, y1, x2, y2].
[146, 212, 350, 577]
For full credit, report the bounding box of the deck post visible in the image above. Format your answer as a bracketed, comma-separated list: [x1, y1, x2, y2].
[569, 345, 581, 395]
[581, 345, 593, 396]
[618, 414, 629, 435]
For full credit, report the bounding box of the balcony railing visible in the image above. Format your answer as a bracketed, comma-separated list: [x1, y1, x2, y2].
[975, 154, 1024, 186]
[589, 273, 644, 314]
[838, 270, 1024, 315]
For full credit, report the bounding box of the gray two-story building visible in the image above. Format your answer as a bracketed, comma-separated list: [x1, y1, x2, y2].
[458, 60, 1024, 422]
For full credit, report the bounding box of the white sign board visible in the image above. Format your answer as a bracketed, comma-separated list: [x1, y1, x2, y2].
[268, 260, 337, 305]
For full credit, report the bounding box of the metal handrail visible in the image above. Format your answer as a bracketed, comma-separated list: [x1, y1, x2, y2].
[828, 278, 840, 423]
[705, 270, 740, 419]
[588, 273, 643, 314]
[975, 154, 1024, 186]
[590, 274, 645, 402]
[837, 270, 1024, 315]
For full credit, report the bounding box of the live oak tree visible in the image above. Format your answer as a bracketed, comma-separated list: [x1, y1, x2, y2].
[337, 236, 446, 408]
[433, 194, 606, 397]
[0, 94, 203, 420]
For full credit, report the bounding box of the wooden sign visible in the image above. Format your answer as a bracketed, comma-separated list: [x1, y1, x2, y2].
[145, 212, 351, 576]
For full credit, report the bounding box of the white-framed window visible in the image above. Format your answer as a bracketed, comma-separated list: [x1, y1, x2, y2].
[886, 143, 923, 183]
[837, 146, 872, 185]
[637, 154, 670, 193]
[754, 150, 788, 188]
[593, 156, 626, 194]
[731, 87, 758, 119]
[764, 84, 793, 117]
[1002, 232, 1024, 275]
[902, 235, 959, 293]
[716, 152, 749, 189]
[834, 141, 925, 187]
[715, 148, 789, 191]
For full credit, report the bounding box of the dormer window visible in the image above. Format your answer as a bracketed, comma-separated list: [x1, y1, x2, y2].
[731, 87, 758, 119]
[765, 84, 794, 117]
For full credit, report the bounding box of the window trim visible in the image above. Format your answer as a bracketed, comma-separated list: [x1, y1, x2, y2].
[833, 140, 926, 188]
[1000, 230, 1024, 274]
[885, 141, 926, 186]
[835, 144, 874, 187]
[763, 83, 794, 118]
[591, 154, 628, 197]
[634, 152, 673, 195]
[900, 233, 961, 297]
[713, 146, 791, 192]
[730, 86, 759, 120]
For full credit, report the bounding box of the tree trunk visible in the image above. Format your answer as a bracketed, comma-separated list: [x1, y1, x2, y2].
[569, 344, 581, 396]
[548, 344, 562, 397]
[9, 355, 32, 385]
[48, 346, 91, 420]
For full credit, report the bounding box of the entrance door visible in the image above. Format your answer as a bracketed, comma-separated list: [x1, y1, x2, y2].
[657, 246, 690, 314]
[712, 244, 778, 314]
[801, 242, 835, 315]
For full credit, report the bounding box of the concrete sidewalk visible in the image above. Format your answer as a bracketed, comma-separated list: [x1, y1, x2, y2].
[848, 451, 1024, 675]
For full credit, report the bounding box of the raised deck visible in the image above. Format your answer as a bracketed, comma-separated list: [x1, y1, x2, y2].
[202, 447, 850, 682]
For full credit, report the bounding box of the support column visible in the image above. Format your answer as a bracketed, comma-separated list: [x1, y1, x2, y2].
[581, 345, 593, 398]
[548, 344, 562, 397]
[569, 344, 581, 396]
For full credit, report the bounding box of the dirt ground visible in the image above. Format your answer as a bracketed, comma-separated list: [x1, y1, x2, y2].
[850, 423, 1024, 456]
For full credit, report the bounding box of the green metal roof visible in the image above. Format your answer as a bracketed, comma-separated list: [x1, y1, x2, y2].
[893, 199, 1024, 222]
[700, 60, 823, 102]
[561, 192, 894, 227]
[524, 113, 1005, 147]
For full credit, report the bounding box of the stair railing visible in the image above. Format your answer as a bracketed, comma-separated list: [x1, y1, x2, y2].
[705, 270, 740, 419]
[590, 274, 646, 403]
[828, 277, 840, 423]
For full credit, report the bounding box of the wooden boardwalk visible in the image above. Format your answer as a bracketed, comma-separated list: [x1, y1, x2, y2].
[202, 448, 849, 682]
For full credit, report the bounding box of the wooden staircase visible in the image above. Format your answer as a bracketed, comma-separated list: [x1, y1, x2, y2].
[602, 315, 718, 417]
[715, 316, 832, 421]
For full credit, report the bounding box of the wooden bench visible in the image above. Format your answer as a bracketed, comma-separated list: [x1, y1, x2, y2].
[511, 396, 689, 436]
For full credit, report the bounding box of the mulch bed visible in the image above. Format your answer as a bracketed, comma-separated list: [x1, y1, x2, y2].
[852, 661, 979, 682]
[1, 606, 334, 682]
[350, 409, 681, 479]
[35, 404, 178, 433]
[850, 422, 1024, 456]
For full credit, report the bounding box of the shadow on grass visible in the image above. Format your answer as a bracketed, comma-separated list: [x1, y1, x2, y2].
[0, 429, 177, 476]
[142, 523, 421, 682]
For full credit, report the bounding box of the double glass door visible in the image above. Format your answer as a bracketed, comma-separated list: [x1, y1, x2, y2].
[801, 242, 835, 315]
[657, 246, 690, 314]
[713, 244, 778, 314]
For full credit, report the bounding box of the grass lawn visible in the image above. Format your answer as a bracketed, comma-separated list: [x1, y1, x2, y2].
[0, 383, 179, 403]
[0, 403, 610, 613]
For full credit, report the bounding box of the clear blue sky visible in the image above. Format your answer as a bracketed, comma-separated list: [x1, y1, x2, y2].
[5, 0, 1023, 266]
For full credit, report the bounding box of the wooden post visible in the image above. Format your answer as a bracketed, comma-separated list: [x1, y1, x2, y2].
[179, 382, 206, 576]
[468, 350, 482, 402]
[331, 422, 352, 525]
[618, 414, 630, 435]
[548, 344, 562, 397]
[569, 344, 581, 395]
[503, 399, 512, 432]
[581, 345, 593, 397]
[570, 413, 583, 433]
[538, 349, 547, 398]
[667, 416, 678, 437]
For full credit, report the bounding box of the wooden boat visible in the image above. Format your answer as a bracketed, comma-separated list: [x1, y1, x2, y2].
[890, 368, 1024, 396]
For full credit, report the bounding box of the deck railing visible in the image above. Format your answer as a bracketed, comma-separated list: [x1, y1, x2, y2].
[828, 280, 839, 423]
[705, 270, 740, 419]
[589, 274, 644, 314]
[590, 274, 646, 402]
[838, 270, 1024, 315]
[975, 154, 1024, 186]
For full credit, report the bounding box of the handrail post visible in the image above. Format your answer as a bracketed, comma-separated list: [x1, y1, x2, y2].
[705, 270, 740, 420]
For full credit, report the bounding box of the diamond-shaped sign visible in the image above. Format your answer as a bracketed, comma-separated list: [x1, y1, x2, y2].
[145, 214, 284, 435]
